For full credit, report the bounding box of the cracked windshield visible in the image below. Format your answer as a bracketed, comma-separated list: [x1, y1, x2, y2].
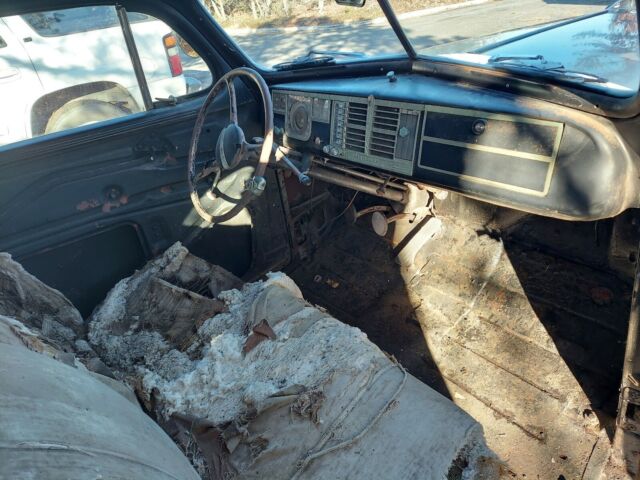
[201, 0, 639, 92]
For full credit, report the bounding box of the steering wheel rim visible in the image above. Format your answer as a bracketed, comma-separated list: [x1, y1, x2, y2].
[187, 67, 273, 224]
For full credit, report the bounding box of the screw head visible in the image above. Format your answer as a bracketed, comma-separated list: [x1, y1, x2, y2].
[472, 119, 487, 135]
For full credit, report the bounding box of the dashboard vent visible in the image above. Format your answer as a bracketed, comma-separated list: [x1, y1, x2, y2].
[344, 101, 368, 153]
[369, 105, 400, 159]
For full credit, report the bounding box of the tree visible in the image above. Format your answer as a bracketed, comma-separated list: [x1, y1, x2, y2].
[205, 0, 227, 20]
[249, 0, 272, 19]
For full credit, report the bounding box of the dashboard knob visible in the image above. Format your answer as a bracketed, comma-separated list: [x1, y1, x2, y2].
[472, 119, 487, 135]
[298, 173, 312, 186]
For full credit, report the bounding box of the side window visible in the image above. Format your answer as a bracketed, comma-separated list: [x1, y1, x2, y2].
[128, 12, 213, 99]
[0, 6, 214, 148]
[3, 6, 144, 142]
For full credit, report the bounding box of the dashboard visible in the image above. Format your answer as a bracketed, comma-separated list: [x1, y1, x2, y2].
[271, 74, 640, 220]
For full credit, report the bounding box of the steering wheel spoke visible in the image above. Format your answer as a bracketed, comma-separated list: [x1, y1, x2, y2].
[226, 78, 238, 125]
[243, 140, 263, 152]
[194, 163, 220, 183]
[188, 67, 273, 225]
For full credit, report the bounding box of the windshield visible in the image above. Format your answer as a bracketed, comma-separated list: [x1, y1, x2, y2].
[200, 0, 639, 93]
[198, 0, 405, 67]
[394, 0, 639, 93]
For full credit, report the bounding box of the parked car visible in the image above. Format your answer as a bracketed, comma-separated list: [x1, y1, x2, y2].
[0, 6, 185, 145]
[177, 33, 214, 94]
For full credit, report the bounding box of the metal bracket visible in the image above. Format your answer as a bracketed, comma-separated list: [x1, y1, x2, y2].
[617, 380, 640, 435]
[245, 176, 267, 196]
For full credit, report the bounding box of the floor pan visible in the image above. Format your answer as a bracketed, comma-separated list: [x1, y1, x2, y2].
[288, 215, 631, 479]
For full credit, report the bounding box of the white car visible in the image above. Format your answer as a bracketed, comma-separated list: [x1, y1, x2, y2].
[0, 6, 186, 145]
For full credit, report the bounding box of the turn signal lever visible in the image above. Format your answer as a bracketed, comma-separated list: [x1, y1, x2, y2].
[275, 147, 311, 186]
[252, 137, 311, 186]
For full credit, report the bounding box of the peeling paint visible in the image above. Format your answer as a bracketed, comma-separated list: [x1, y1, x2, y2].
[76, 199, 101, 211]
[101, 195, 129, 213]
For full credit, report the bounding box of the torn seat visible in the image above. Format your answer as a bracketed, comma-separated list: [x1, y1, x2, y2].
[0, 253, 200, 480]
[88, 242, 499, 479]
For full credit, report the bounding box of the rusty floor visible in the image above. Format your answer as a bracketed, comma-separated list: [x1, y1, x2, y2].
[288, 214, 631, 479]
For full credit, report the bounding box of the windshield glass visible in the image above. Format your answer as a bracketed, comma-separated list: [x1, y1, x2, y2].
[395, 0, 639, 93]
[201, 0, 639, 93]
[198, 0, 405, 67]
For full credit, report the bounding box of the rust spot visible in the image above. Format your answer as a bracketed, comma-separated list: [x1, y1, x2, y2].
[325, 278, 340, 289]
[590, 286, 614, 306]
[76, 199, 101, 211]
[101, 195, 129, 213]
[160, 186, 172, 194]
[491, 289, 507, 310]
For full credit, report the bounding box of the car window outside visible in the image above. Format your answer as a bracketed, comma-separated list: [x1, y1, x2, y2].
[391, 0, 640, 95]
[198, 0, 639, 94]
[128, 12, 213, 99]
[21, 8, 152, 37]
[197, 0, 406, 68]
[0, 5, 213, 148]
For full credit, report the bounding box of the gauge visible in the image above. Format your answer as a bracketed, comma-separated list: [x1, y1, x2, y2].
[312, 97, 331, 123]
[286, 95, 312, 141]
[292, 103, 309, 131]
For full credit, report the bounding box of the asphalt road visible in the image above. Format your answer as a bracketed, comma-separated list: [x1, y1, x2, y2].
[226, 0, 610, 67]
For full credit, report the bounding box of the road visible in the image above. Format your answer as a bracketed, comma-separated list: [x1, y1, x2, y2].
[225, 0, 610, 67]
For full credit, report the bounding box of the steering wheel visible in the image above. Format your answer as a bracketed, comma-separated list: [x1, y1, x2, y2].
[188, 67, 273, 224]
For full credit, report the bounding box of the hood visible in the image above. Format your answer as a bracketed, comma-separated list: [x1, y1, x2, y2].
[437, 1, 639, 94]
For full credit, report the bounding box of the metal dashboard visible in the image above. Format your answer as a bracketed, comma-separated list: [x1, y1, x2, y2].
[272, 74, 639, 220]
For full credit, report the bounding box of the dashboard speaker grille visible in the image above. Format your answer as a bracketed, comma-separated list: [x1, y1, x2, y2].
[331, 97, 418, 175]
[370, 105, 400, 159]
[344, 101, 368, 152]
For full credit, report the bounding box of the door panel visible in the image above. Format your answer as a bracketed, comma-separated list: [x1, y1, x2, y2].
[0, 89, 291, 317]
[19, 224, 147, 317]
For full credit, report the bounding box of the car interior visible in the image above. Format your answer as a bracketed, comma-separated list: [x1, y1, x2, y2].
[2, 0, 640, 478]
